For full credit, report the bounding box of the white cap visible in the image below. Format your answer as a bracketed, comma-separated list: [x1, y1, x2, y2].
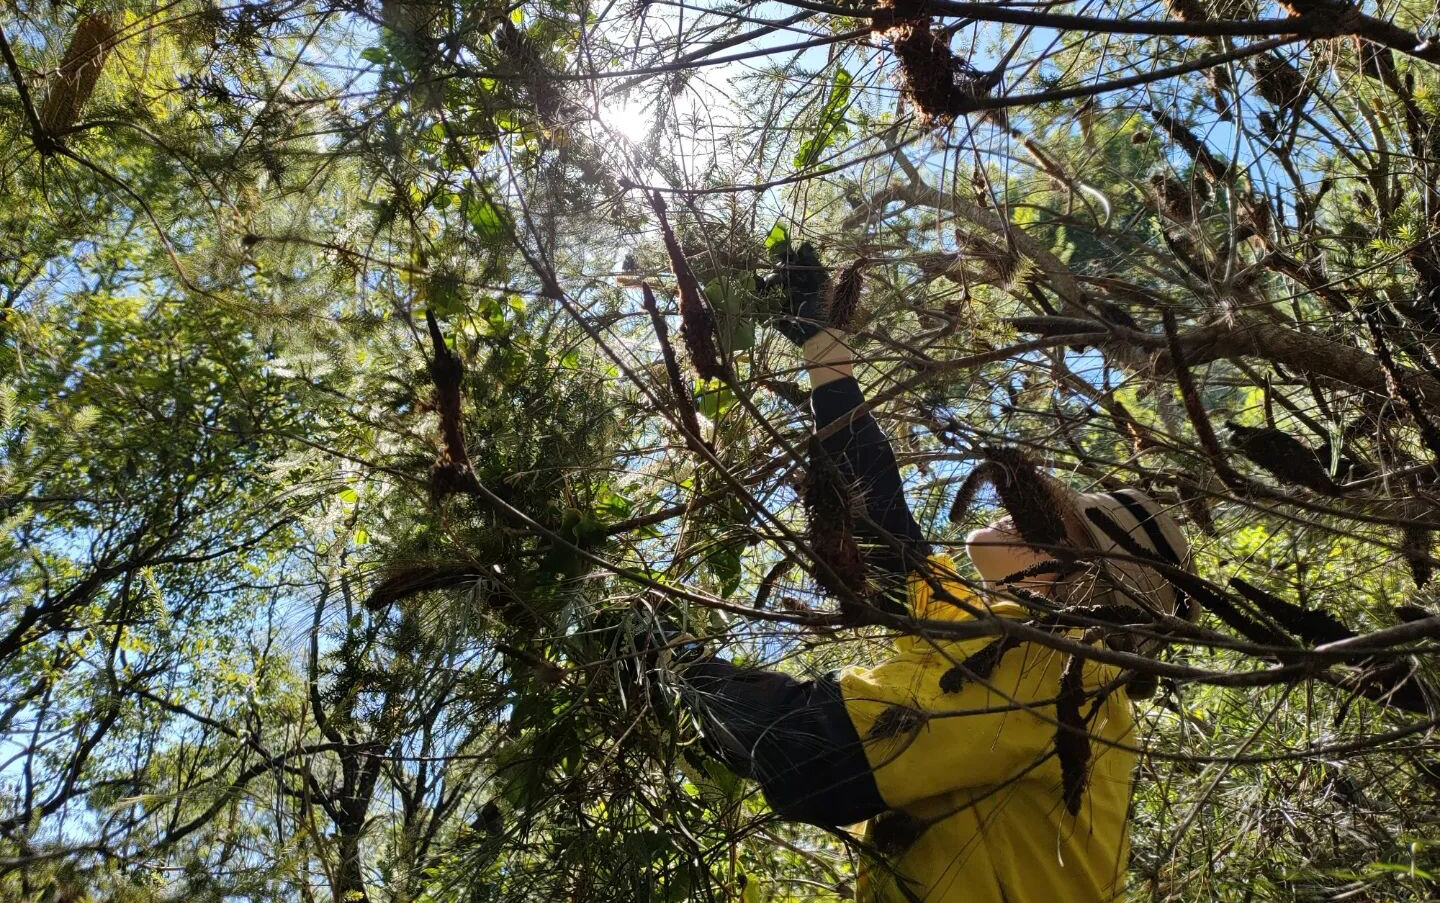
[1052, 484, 1196, 622]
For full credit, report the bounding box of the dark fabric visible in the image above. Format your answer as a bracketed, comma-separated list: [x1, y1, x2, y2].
[811, 377, 929, 586]
[673, 374, 924, 830]
[684, 658, 888, 827]
[764, 242, 830, 345]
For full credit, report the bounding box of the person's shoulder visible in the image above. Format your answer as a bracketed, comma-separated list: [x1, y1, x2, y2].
[906, 555, 972, 617]
[906, 555, 1028, 622]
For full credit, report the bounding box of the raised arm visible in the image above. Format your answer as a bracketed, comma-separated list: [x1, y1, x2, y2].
[803, 327, 929, 592]
[647, 246, 936, 829]
[768, 243, 929, 599]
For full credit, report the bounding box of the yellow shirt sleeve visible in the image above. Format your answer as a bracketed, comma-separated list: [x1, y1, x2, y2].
[839, 557, 1129, 810]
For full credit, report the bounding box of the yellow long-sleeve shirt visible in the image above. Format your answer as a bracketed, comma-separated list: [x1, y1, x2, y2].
[840, 558, 1136, 903]
[685, 557, 1137, 903]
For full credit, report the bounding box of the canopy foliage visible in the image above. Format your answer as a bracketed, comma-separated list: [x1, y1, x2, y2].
[4, 0, 1440, 900]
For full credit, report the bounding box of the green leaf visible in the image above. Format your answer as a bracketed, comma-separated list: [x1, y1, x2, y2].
[763, 221, 789, 253]
[701, 755, 742, 798]
[726, 318, 755, 354]
[426, 272, 465, 317]
[1364, 861, 1437, 881]
[740, 873, 762, 903]
[703, 278, 755, 355]
[574, 512, 605, 546]
[594, 487, 632, 519]
[793, 67, 853, 169]
[360, 46, 389, 65]
[695, 382, 736, 421]
[463, 192, 512, 244]
[705, 279, 734, 314]
[707, 541, 743, 598]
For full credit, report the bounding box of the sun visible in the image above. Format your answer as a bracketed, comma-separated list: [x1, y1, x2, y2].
[600, 97, 654, 142]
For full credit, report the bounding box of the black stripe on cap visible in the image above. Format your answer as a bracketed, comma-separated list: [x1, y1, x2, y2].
[1106, 490, 1182, 567]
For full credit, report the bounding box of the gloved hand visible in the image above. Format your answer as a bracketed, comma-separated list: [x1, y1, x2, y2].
[625, 619, 707, 719]
[760, 241, 830, 346]
[642, 622, 707, 671]
[625, 617, 705, 689]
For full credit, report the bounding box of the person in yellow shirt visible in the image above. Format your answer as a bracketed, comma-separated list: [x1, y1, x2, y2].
[662, 243, 1195, 903]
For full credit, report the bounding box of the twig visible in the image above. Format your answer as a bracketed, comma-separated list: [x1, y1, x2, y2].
[1360, 305, 1440, 463]
[1163, 310, 1245, 491]
[0, 25, 59, 155]
[640, 282, 711, 454]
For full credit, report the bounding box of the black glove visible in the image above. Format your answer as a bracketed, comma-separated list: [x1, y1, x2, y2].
[632, 619, 706, 678]
[762, 241, 830, 346]
[625, 620, 707, 719]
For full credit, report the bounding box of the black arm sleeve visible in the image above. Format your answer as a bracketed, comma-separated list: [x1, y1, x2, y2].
[811, 377, 929, 585]
[683, 657, 886, 827]
[666, 383, 924, 828]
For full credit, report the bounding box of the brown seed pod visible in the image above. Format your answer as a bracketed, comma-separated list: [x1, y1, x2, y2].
[753, 559, 792, 610]
[1077, 97, 1095, 144]
[803, 437, 869, 605]
[1240, 197, 1273, 243]
[1176, 480, 1217, 536]
[869, 810, 930, 857]
[828, 258, 865, 329]
[1150, 173, 1202, 224]
[1251, 53, 1308, 112]
[423, 310, 483, 500]
[495, 21, 563, 122]
[1401, 525, 1433, 589]
[948, 460, 997, 525]
[648, 193, 725, 381]
[1055, 654, 1091, 816]
[979, 448, 1069, 547]
[382, 0, 444, 108]
[1162, 0, 1210, 22]
[1127, 673, 1159, 699]
[40, 15, 116, 135]
[955, 229, 1021, 287]
[1403, 250, 1440, 332]
[1211, 0, 1258, 15]
[382, 0, 442, 47]
[1148, 107, 1232, 182]
[868, 703, 927, 740]
[363, 565, 483, 610]
[885, 20, 954, 127]
[1226, 421, 1340, 495]
[1228, 577, 1354, 645]
[1109, 402, 1153, 457]
[873, 2, 989, 129]
[998, 558, 1083, 586]
[1156, 562, 1287, 648]
[640, 283, 707, 452]
[1161, 230, 1204, 275]
[1205, 68, 1235, 120]
[1395, 604, 1433, 623]
[938, 635, 1023, 694]
[478, 800, 504, 836]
